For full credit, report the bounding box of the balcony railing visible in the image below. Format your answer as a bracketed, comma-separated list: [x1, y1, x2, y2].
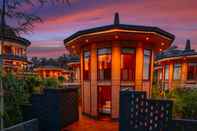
[0, 54, 27, 61]
[156, 80, 197, 89]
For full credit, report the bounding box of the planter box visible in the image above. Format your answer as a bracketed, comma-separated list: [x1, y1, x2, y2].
[23, 87, 79, 131]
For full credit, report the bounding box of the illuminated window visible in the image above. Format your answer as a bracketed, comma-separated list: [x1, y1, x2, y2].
[173, 64, 181, 80]
[158, 69, 163, 80]
[97, 48, 111, 80]
[187, 63, 197, 80]
[121, 48, 135, 81]
[165, 65, 169, 80]
[83, 51, 90, 80]
[143, 49, 151, 80]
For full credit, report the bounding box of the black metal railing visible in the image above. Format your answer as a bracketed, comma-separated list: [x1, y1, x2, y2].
[0, 54, 27, 61]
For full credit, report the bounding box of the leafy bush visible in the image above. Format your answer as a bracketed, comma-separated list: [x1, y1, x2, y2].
[58, 76, 65, 84]
[165, 88, 197, 119]
[43, 77, 59, 88]
[25, 75, 43, 93]
[2, 73, 30, 127]
[152, 86, 197, 119]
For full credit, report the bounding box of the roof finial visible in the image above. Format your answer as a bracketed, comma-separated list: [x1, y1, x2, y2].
[114, 12, 120, 25]
[185, 39, 191, 51]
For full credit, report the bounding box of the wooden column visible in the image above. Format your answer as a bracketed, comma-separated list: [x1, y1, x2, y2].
[149, 52, 154, 97]
[43, 70, 46, 78]
[90, 43, 98, 117]
[0, 43, 2, 55]
[80, 49, 84, 112]
[181, 62, 188, 82]
[111, 42, 120, 119]
[135, 45, 143, 91]
[169, 63, 173, 90]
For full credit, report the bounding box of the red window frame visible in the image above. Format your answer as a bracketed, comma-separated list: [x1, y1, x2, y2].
[187, 63, 197, 81]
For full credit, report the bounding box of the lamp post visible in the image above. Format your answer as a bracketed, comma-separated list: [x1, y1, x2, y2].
[0, 0, 6, 130]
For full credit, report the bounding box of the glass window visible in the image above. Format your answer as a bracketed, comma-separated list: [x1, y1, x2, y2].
[143, 49, 151, 80]
[173, 64, 181, 80]
[165, 65, 169, 80]
[121, 48, 135, 81]
[158, 69, 163, 80]
[187, 63, 197, 80]
[83, 51, 90, 80]
[97, 48, 112, 80]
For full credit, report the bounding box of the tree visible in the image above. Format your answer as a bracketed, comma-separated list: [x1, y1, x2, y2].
[0, 0, 70, 129]
[3, 73, 30, 127]
[30, 57, 40, 68]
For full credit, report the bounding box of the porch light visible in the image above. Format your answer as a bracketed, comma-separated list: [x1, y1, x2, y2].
[85, 39, 89, 43]
[146, 37, 150, 40]
[115, 35, 119, 39]
[71, 45, 75, 49]
[161, 42, 165, 46]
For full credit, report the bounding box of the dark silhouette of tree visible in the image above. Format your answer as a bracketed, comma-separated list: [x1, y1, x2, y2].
[0, 0, 70, 129]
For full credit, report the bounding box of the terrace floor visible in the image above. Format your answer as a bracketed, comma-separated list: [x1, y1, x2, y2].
[62, 112, 119, 131]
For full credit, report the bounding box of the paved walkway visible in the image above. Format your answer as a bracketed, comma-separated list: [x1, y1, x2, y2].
[62, 114, 118, 131]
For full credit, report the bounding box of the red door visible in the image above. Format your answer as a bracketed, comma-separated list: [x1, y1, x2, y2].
[98, 86, 111, 115]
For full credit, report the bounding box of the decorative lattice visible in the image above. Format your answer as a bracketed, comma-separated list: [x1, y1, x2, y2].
[120, 90, 173, 131]
[144, 100, 172, 131]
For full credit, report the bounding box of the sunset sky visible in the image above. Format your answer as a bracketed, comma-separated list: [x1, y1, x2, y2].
[21, 0, 197, 58]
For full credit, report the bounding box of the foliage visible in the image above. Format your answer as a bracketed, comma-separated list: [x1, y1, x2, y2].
[58, 76, 65, 84]
[3, 73, 30, 127]
[25, 75, 43, 93]
[0, 0, 70, 34]
[165, 88, 197, 119]
[151, 84, 161, 99]
[152, 86, 197, 119]
[43, 77, 59, 88]
[1, 73, 62, 127]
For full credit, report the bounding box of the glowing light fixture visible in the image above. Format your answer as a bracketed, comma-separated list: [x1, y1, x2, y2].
[85, 39, 89, 43]
[161, 42, 165, 46]
[146, 37, 150, 40]
[71, 45, 75, 49]
[115, 35, 119, 39]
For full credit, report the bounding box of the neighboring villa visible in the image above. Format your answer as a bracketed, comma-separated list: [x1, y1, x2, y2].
[64, 13, 174, 119]
[33, 56, 80, 82]
[155, 40, 197, 90]
[0, 25, 31, 74]
[34, 65, 71, 80]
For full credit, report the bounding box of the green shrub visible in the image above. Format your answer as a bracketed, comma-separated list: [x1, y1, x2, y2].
[152, 86, 197, 119]
[58, 76, 65, 84]
[43, 77, 59, 88]
[2, 73, 30, 127]
[25, 75, 43, 93]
